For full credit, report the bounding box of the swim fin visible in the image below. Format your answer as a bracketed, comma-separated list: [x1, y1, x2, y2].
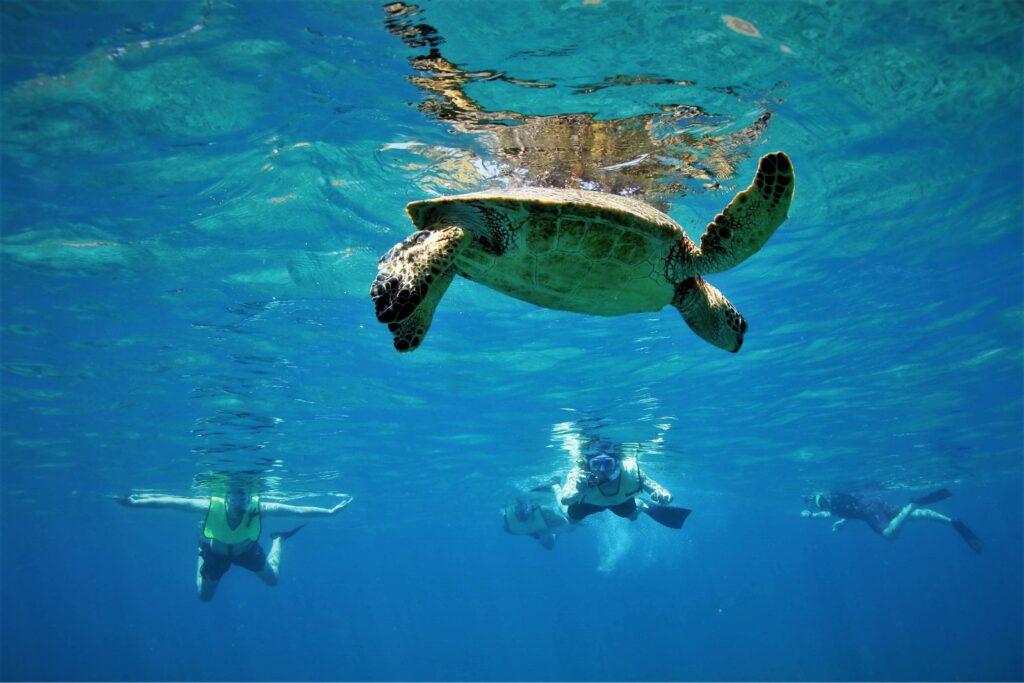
[952, 519, 982, 553]
[532, 531, 557, 550]
[271, 524, 306, 541]
[641, 504, 691, 529]
[911, 488, 952, 506]
[530, 477, 562, 493]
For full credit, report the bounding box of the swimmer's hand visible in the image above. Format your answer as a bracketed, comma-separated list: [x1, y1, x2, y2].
[800, 510, 811, 518]
[650, 489, 672, 505]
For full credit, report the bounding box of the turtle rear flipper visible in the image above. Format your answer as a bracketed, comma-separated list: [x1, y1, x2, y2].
[672, 277, 746, 352]
[691, 151, 794, 275]
[371, 227, 467, 351]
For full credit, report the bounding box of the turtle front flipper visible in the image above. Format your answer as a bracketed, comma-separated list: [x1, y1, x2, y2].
[672, 277, 747, 352]
[385, 265, 457, 351]
[690, 151, 794, 275]
[371, 227, 467, 352]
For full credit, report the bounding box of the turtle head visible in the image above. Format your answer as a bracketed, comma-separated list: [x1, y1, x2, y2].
[672, 277, 747, 352]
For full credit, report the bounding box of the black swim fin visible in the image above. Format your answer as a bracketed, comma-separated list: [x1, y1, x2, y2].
[532, 532, 557, 550]
[952, 519, 982, 553]
[911, 488, 952, 506]
[642, 504, 691, 530]
[271, 524, 306, 541]
[530, 477, 561, 493]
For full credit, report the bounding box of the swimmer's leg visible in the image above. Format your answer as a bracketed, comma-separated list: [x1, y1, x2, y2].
[905, 507, 981, 552]
[881, 503, 917, 540]
[257, 538, 282, 587]
[196, 545, 221, 602]
[909, 507, 953, 524]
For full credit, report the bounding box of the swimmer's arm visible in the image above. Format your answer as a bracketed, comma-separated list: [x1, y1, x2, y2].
[261, 496, 354, 517]
[549, 482, 564, 507]
[800, 510, 832, 519]
[559, 467, 589, 506]
[640, 471, 672, 504]
[117, 494, 208, 512]
[831, 518, 847, 532]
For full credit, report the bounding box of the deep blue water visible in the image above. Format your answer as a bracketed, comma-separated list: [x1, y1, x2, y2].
[1, 1, 1022, 681]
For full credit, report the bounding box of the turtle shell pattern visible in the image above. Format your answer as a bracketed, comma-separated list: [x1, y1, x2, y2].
[405, 187, 694, 316]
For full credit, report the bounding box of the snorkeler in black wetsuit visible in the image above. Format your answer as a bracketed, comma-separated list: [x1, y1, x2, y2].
[802, 488, 982, 553]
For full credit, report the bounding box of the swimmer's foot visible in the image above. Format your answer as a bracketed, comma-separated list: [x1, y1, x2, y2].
[271, 524, 305, 541]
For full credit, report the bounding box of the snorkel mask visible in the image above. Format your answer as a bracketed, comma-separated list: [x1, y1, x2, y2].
[587, 454, 621, 482]
[227, 487, 249, 511]
[224, 487, 255, 527]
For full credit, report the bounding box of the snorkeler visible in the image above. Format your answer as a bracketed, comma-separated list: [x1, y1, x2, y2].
[559, 441, 691, 529]
[801, 488, 982, 553]
[502, 482, 572, 550]
[117, 487, 353, 601]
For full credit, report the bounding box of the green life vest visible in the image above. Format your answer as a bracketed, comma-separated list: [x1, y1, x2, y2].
[580, 458, 643, 506]
[203, 495, 261, 544]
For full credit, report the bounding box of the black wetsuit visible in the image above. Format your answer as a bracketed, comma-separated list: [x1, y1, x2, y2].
[825, 493, 901, 536]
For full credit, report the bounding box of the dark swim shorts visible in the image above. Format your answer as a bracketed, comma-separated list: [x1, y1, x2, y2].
[567, 498, 637, 521]
[199, 540, 267, 581]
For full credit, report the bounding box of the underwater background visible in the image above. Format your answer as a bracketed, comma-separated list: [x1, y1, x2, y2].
[1, 1, 1021, 680]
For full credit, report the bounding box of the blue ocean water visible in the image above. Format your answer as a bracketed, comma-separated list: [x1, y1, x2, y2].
[1, 1, 1022, 680]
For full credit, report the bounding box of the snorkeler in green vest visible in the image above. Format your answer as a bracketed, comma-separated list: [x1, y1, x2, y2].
[118, 487, 353, 601]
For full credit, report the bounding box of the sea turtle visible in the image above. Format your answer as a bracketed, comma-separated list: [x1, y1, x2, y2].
[371, 151, 794, 352]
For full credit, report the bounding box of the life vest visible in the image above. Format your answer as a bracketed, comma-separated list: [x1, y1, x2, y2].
[580, 458, 643, 506]
[503, 504, 564, 535]
[203, 495, 261, 544]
